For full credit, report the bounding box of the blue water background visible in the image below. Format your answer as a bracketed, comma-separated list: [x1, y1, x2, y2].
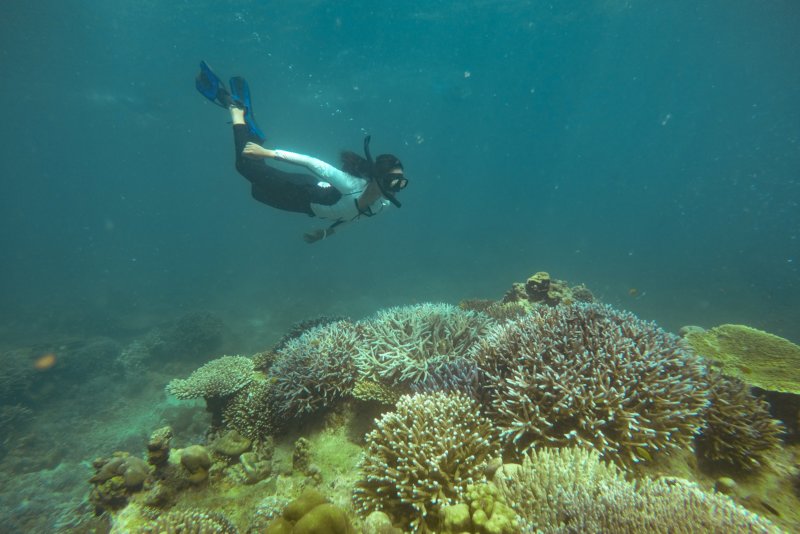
[1, 0, 799, 342]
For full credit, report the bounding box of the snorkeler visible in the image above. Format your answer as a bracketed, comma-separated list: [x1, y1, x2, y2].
[194, 61, 408, 244]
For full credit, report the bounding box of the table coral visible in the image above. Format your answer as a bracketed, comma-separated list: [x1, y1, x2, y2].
[353, 392, 500, 532]
[472, 303, 710, 466]
[166, 355, 254, 400]
[686, 324, 800, 394]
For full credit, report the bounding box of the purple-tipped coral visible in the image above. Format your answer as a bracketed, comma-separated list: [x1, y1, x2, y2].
[353, 392, 500, 532]
[268, 321, 359, 422]
[472, 303, 710, 465]
[354, 303, 495, 389]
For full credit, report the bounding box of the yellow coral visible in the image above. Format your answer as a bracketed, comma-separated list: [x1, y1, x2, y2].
[686, 324, 800, 394]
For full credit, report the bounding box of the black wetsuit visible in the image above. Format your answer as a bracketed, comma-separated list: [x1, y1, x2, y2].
[233, 125, 341, 215]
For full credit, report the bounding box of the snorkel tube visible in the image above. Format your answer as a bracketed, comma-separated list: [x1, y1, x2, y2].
[363, 135, 403, 208]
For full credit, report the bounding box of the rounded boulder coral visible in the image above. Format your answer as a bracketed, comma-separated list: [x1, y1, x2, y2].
[471, 303, 710, 466]
[353, 392, 500, 532]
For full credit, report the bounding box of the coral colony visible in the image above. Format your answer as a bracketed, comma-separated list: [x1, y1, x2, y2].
[71, 273, 797, 532]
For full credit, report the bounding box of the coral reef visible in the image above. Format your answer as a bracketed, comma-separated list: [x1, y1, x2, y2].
[686, 324, 800, 394]
[696, 372, 785, 470]
[268, 321, 360, 422]
[495, 446, 780, 533]
[166, 355, 254, 400]
[354, 303, 494, 389]
[353, 392, 500, 532]
[136, 509, 238, 534]
[471, 303, 710, 465]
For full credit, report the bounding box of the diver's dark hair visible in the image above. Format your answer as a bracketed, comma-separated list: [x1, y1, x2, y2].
[340, 151, 403, 180]
[340, 150, 371, 178]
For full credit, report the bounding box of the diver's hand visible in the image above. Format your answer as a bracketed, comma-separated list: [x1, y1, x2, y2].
[303, 228, 333, 244]
[242, 143, 274, 160]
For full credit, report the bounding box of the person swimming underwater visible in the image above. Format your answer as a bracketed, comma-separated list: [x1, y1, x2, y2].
[195, 61, 408, 243]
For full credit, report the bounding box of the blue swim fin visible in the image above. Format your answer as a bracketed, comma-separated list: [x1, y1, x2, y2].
[195, 61, 232, 108]
[229, 76, 265, 143]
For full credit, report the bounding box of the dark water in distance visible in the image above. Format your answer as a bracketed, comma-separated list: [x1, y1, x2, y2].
[1, 0, 798, 343]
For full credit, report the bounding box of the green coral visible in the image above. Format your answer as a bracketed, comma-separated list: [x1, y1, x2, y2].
[686, 324, 800, 394]
[440, 483, 519, 534]
[166, 355, 254, 400]
[136, 509, 238, 533]
[266, 488, 354, 534]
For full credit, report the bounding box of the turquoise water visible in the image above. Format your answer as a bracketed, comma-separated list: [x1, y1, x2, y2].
[0, 1, 798, 530]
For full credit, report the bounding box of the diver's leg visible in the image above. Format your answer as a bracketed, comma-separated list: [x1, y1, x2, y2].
[229, 110, 322, 215]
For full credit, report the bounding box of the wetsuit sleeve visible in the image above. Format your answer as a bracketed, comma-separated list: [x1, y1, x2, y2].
[273, 150, 364, 193]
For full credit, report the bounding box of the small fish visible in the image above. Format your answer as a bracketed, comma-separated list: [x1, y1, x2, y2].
[628, 287, 639, 297]
[636, 447, 652, 462]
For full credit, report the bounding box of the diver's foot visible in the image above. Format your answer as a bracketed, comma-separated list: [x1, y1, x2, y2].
[230, 106, 246, 125]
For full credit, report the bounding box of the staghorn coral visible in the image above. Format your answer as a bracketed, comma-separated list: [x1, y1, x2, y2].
[495, 446, 780, 533]
[411, 356, 482, 401]
[273, 315, 349, 352]
[472, 303, 709, 466]
[166, 355, 253, 400]
[696, 371, 785, 470]
[686, 324, 800, 394]
[353, 392, 500, 532]
[268, 320, 359, 422]
[136, 509, 238, 533]
[354, 303, 495, 389]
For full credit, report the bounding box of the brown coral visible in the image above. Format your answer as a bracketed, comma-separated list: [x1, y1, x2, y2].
[696, 371, 785, 470]
[471, 303, 710, 466]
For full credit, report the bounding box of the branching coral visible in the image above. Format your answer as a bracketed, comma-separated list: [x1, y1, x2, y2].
[268, 321, 359, 422]
[165, 355, 254, 400]
[354, 303, 495, 389]
[136, 509, 238, 533]
[471, 303, 710, 465]
[495, 447, 779, 533]
[696, 371, 785, 470]
[222, 377, 276, 440]
[353, 392, 500, 532]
